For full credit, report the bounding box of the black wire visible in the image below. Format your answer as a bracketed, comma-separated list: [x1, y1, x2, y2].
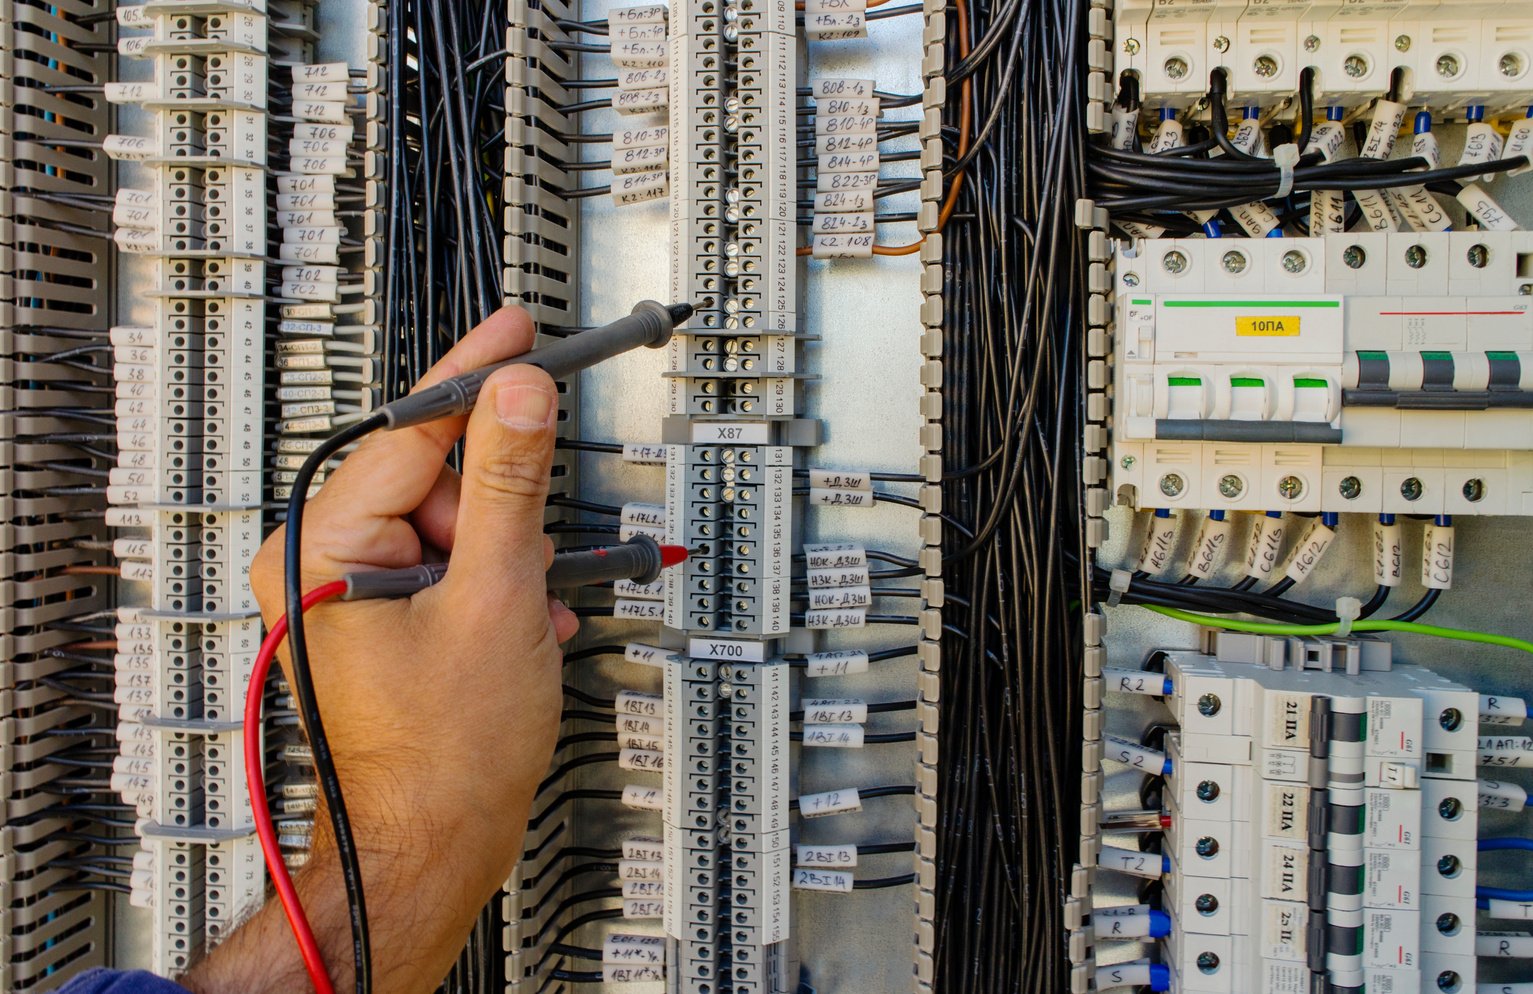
[1390, 587, 1440, 623]
[284, 413, 388, 994]
[853, 872, 919, 889]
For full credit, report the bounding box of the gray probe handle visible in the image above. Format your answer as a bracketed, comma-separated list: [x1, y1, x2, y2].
[340, 535, 665, 601]
[377, 300, 686, 429]
[545, 534, 664, 588]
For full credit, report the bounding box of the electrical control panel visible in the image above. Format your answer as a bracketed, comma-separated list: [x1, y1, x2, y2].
[9, 0, 1533, 989]
[1081, 0, 1533, 991]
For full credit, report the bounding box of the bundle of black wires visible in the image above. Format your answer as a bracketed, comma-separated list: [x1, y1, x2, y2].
[933, 0, 1088, 988]
[379, 2, 510, 990]
[1088, 68, 1529, 230]
[382, 0, 509, 401]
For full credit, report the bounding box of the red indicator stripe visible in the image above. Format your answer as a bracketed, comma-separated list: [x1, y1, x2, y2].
[1376, 310, 1525, 316]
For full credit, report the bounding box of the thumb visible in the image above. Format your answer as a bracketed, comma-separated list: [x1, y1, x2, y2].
[439, 363, 559, 607]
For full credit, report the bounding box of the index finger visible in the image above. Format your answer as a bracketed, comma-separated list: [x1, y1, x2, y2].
[314, 306, 536, 520]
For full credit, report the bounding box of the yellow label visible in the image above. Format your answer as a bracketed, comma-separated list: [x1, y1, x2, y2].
[1237, 315, 1301, 337]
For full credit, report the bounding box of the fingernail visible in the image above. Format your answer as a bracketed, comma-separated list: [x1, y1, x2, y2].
[496, 384, 555, 428]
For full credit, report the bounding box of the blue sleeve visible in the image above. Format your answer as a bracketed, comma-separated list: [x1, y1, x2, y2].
[56, 969, 192, 994]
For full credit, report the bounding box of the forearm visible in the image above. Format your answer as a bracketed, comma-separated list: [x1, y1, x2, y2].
[182, 795, 526, 994]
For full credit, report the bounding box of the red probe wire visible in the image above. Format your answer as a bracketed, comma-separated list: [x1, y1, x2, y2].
[245, 580, 346, 994]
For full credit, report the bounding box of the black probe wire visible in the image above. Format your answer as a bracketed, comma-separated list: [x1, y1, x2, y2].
[283, 413, 387, 994]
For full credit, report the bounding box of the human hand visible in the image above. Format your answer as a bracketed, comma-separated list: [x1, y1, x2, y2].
[188, 306, 575, 994]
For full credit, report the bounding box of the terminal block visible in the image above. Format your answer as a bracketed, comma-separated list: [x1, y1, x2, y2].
[1112, 0, 1533, 111]
[1110, 233, 1533, 515]
[664, 444, 793, 636]
[105, 0, 337, 974]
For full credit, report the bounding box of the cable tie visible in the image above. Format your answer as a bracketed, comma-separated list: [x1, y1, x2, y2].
[1273, 142, 1300, 198]
[1108, 568, 1132, 608]
[1334, 595, 1361, 638]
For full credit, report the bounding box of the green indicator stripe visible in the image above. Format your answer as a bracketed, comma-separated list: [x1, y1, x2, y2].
[1488, 350, 1518, 361]
[1293, 377, 1328, 389]
[1162, 299, 1340, 309]
[1131, 298, 1152, 305]
[1422, 351, 1452, 361]
[1167, 376, 1202, 387]
[1230, 376, 1264, 388]
[1358, 350, 1388, 361]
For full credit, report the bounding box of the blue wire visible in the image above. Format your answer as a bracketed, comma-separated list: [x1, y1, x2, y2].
[1475, 838, 1533, 906]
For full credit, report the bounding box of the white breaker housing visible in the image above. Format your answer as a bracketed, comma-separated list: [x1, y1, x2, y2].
[1111, 0, 1533, 112]
[1109, 233, 1533, 515]
[1147, 641, 1479, 994]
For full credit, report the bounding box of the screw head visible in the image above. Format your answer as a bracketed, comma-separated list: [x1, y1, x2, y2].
[1343, 53, 1369, 78]
[1303, 35, 1320, 53]
[1277, 475, 1304, 501]
[1218, 474, 1244, 499]
[1159, 473, 1185, 497]
[1212, 35, 1230, 52]
[1439, 707, 1463, 732]
[1437, 854, 1461, 878]
[1197, 693, 1222, 716]
[1195, 836, 1220, 858]
[1467, 243, 1490, 269]
[1436, 912, 1460, 936]
[1196, 779, 1221, 802]
[1253, 55, 1278, 77]
[1281, 249, 1307, 274]
[1164, 56, 1189, 80]
[1120, 455, 1136, 469]
[1438, 971, 1461, 994]
[1221, 250, 1247, 274]
[1435, 53, 1461, 78]
[1122, 272, 1141, 288]
[1162, 249, 1188, 274]
[1196, 951, 1221, 974]
[1438, 797, 1463, 821]
[1521, 283, 1533, 295]
[1123, 37, 1141, 54]
[1463, 478, 1485, 502]
[1195, 894, 1219, 915]
[1405, 244, 1428, 269]
[1342, 245, 1367, 270]
[1400, 476, 1424, 502]
[1501, 52, 1524, 78]
[1338, 476, 1362, 500]
[1394, 34, 1411, 52]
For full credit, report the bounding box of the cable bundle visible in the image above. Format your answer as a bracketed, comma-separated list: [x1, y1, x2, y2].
[933, 0, 1088, 989]
[382, 0, 510, 400]
[378, 3, 510, 990]
[1088, 70, 1527, 234]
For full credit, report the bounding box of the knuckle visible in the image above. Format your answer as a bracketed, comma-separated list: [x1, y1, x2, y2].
[474, 447, 550, 503]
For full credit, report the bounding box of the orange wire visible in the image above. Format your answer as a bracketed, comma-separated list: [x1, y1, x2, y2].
[63, 565, 121, 576]
[796, 0, 971, 257]
[64, 640, 117, 651]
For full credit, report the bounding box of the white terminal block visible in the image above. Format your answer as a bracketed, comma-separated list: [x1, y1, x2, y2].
[1111, 233, 1533, 515]
[1113, 0, 1533, 112]
[105, 12, 372, 973]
